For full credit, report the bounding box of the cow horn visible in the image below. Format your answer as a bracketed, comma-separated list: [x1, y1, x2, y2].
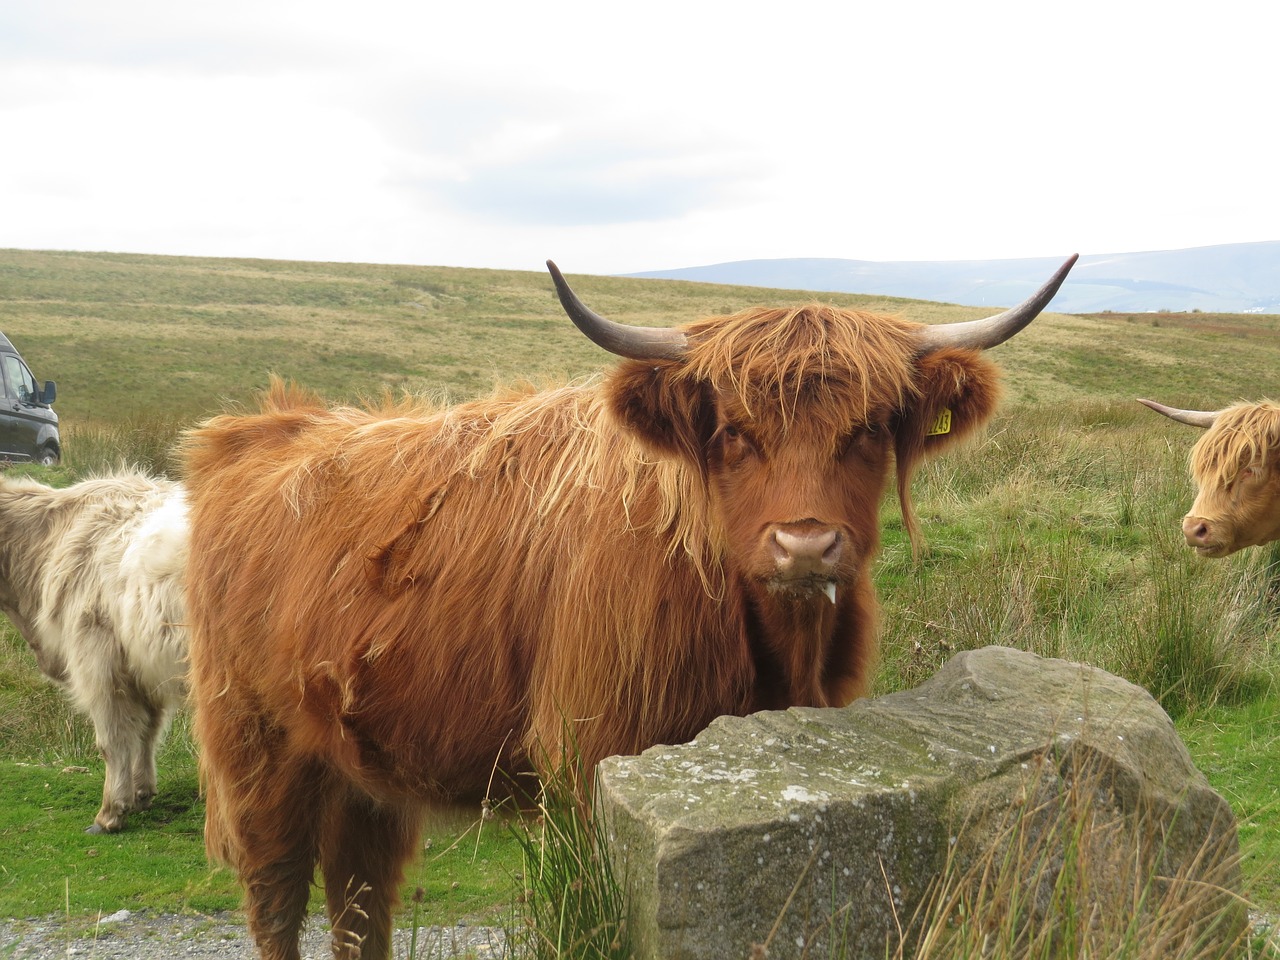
[547, 261, 689, 361]
[1136, 398, 1221, 429]
[915, 254, 1079, 353]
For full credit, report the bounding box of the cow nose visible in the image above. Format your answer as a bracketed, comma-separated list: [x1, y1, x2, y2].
[1183, 515, 1212, 547]
[772, 525, 842, 576]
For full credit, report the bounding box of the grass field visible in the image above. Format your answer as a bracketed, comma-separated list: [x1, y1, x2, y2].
[1, 247, 1277, 955]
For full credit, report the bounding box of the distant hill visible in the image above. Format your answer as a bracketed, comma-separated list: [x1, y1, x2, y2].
[626, 241, 1280, 314]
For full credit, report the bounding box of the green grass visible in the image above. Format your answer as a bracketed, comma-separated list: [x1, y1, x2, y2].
[1178, 694, 1280, 914]
[1, 247, 1278, 954]
[0, 624, 525, 931]
[506, 744, 631, 960]
[3, 248, 1278, 432]
[0, 756, 221, 920]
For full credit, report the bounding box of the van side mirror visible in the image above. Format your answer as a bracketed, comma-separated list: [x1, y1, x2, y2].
[39, 381, 56, 405]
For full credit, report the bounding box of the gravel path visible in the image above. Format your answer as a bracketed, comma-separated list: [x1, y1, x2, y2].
[0, 912, 508, 959]
[5, 910, 1274, 958]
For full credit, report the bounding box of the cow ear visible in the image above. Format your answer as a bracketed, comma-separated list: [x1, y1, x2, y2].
[607, 360, 712, 465]
[894, 348, 1003, 551]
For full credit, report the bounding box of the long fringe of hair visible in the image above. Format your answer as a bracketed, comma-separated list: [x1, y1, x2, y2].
[1190, 401, 1280, 489]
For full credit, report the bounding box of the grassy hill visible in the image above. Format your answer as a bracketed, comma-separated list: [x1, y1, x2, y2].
[0, 247, 1277, 951]
[3, 248, 1276, 432]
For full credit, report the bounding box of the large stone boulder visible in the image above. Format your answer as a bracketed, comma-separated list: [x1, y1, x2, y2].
[597, 646, 1243, 960]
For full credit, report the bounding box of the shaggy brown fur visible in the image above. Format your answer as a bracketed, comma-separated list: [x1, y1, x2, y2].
[184, 302, 1009, 960]
[1184, 400, 1280, 556]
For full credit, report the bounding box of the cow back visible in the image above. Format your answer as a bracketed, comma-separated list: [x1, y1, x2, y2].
[184, 382, 755, 802]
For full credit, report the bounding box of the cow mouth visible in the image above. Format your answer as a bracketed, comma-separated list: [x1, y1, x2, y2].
[1187, 535, 1229, 557]
[1192, 543, 1230, 558]
[766, 576, 839, 605]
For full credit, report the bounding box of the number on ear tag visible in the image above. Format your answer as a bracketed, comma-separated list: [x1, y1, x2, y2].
[928, 408, 952, 436]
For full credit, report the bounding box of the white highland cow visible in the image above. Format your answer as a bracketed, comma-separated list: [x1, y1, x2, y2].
[0, 468, 188, 832]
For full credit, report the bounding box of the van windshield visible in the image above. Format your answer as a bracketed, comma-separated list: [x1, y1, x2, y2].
[3, 354, 38, 403]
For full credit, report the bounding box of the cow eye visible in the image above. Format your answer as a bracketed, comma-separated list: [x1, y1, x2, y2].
[841, 427, 881, 461]
[714, 423, 756, 463]
[1234, 464, 1263, 488]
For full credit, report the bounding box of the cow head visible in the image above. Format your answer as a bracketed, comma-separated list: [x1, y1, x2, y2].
[1139, 398, 1280, 556]
[549, 258, 1076, 607]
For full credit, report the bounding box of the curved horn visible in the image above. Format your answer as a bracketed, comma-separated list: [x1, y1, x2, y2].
[916, 254, 1079, 353]
[1137, 398, 1221, 429]
[547, 261, 688, 361]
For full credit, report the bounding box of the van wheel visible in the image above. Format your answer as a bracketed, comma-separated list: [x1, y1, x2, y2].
[37, 447, 60, 466]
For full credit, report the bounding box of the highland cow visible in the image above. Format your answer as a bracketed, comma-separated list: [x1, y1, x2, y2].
[185, 257, 1076, 959]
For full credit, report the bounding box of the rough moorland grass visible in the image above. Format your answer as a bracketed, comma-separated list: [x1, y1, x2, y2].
[888, 749, 1260, 960]
[3, 247, 1278, 430]
[876, 403, 1278, 705]
[1, 249, 1278, 951]
[59, 416, 189, 478]
[506, 743, 631, 960]
[4, 412, 1275, 947]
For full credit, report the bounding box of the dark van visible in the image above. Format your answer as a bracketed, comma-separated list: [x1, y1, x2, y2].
[0, 331, 60, 465]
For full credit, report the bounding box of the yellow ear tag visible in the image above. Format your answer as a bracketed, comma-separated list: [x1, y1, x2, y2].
[928, 408, 952, 436]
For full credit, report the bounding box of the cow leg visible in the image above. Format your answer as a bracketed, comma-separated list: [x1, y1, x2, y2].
[243, 852, 318, 960]
[80, 672, 152, 834]
[90, 767, 131, 834]
[319, 790, 421, 960]
[200, 725, 326, 960]
[129, 700, 170, 813]
[220, 765, 325, 960]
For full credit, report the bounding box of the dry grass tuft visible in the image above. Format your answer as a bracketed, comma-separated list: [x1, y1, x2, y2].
[892, 748, 1259, 960]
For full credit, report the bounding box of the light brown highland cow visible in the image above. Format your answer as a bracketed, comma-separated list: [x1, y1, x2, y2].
[1140, 397, 1280, 555]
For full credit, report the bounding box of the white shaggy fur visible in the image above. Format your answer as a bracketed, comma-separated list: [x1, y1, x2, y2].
[0, 468, 188, 833]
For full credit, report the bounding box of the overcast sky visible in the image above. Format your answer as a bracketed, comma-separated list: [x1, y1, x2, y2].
[2, 0, 1274, 276]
